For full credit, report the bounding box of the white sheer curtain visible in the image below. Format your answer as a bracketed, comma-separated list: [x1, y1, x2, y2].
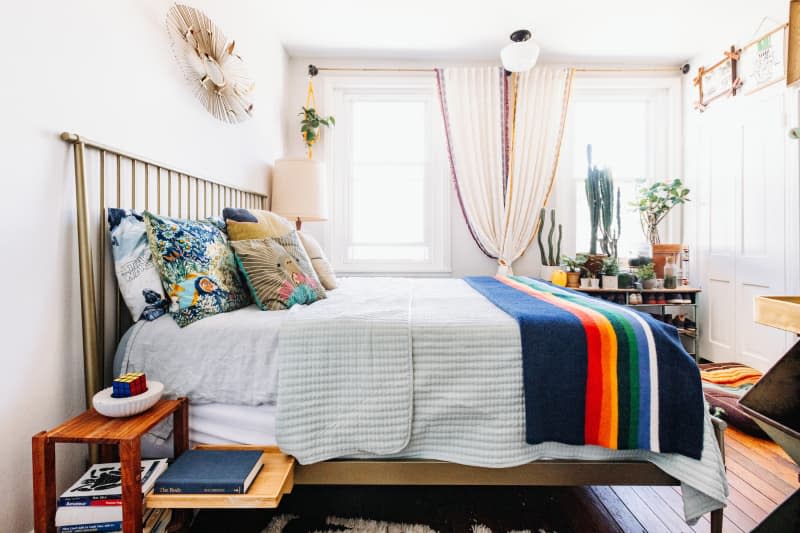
[437, 66, 574, 274]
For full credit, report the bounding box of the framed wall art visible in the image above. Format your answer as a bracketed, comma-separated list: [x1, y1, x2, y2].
[739, 24, 788, 95]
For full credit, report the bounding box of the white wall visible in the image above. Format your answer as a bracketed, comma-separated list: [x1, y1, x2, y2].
[683, 13, 800, 370]
[284, 57, 544, 277]
[0, 2, 288, 531]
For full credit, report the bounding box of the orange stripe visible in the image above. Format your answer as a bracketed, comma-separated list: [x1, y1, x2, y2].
[498, 277, 619, 448]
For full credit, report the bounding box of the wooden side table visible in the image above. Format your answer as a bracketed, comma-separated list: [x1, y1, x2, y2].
[32, 398, 188, 533]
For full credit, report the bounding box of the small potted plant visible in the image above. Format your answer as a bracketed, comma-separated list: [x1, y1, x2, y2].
[561, 254, 587, 288]
[638, 262, 657, 289]
[601, 257, 619, 289]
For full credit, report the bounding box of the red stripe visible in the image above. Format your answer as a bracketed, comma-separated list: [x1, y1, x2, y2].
[496, 277, 604, 445]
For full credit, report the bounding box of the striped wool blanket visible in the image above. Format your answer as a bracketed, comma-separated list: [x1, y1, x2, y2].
[465, 275, 704, 460]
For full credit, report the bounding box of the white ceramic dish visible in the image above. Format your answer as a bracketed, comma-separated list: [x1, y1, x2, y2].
[92, 380, 164, 418]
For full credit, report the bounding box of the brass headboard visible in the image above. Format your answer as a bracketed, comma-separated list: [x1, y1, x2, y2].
[61, 132, 269, 409]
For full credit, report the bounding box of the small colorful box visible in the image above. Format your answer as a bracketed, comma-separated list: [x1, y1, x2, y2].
[111, 372, 148, 398]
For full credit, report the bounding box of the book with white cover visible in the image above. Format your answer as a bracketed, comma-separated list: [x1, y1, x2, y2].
[58, 459, 168, 507]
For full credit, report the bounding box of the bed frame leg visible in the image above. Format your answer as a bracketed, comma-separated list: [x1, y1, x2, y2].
[710, 509, 723, 533]
[710, 415, 727, 533]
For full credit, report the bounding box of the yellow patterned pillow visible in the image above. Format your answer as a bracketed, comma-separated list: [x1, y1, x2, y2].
[222, 208, 293, 241]
[231, 231, 326, 311]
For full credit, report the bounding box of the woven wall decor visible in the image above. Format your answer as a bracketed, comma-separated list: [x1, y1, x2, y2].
[166, 3, 255, 123]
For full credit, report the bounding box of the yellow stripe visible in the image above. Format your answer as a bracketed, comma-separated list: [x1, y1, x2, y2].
[502, 277, 619, 447]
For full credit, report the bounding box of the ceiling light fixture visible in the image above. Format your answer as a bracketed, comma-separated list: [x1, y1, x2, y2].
[500, 29, 540, 73]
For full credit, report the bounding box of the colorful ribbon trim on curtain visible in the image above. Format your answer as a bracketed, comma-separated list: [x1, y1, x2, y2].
[464, 275, 705, 460]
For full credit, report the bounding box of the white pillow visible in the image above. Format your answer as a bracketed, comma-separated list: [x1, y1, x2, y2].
[107, 208, 168, 321]
[298, 232, 338, 290]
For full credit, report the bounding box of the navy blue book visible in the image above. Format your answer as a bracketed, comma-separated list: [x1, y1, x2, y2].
[154, 450, 263, 494]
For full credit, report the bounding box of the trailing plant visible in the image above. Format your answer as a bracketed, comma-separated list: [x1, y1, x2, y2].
[601, 256, 619, 276]
[637, 262, 656, 280]
[300, 107, 335, 150]
[633, 179, 690, 244]
[536, 208, 562, 266]
[585, 145, 621, 257]
[561, 254, 587, 273]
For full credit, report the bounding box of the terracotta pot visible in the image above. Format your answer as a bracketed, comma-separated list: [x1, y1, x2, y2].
[566, 271, 581, 288]
[652, 243, 681, 278]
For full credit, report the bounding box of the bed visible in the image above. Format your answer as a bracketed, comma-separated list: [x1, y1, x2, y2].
[62, 132, 727, 530]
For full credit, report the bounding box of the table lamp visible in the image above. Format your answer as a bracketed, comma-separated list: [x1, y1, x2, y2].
[271, 158, 328, 230]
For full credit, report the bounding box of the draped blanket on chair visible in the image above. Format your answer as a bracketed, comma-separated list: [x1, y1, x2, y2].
[436, 67, 574, 274]
[465, 275, 705, 460]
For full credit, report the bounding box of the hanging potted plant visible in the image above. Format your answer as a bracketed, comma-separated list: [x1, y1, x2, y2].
[300, 107, 335, 158]
[633, 179, 690, 277]
[601, 257, 619, 289]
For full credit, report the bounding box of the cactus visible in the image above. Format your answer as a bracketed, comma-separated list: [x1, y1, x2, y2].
[536, 208, 547, 265]
[556, 223, 562, 265]
[536, 208, 562, 266]
[586, 144, 622, 258]
[547, 209, 556, 266]
[585, 145, 601, 255]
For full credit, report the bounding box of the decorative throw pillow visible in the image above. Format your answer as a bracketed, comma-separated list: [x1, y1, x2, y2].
[231, 231, 326, 310]
[107, 208, 168, 322]
[144, 212, 250, 327]
[222, 207, 293, 241]
[298, 232, 337, 290]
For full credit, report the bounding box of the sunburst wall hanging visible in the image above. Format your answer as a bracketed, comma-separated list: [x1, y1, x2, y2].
[166, 3, 255, 123]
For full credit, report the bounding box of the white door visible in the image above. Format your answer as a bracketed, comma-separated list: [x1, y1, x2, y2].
[695, 85, 791, 371]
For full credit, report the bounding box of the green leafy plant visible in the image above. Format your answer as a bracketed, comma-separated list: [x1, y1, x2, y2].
[601, 256, 619, 276]
[536, 208, 562, 266]
[300, 107, 335, 148]
[633, 179, 690, 244]
[637, 262, 656, 280]
[561, 254, 588, 273]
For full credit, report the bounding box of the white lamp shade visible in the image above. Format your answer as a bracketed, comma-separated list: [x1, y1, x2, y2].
[271, 158, 328, 221]
[501, 39, 540, 72]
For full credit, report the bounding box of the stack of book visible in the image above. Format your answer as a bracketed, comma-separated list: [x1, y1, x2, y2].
[55, 459, 168, 533]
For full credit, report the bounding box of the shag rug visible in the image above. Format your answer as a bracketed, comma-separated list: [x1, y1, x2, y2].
[262, 515, 547, 533]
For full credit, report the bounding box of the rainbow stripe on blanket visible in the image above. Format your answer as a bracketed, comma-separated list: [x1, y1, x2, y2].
[465, 275, 704, 460]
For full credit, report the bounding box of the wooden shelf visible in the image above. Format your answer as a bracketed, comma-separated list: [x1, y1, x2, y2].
[145, 446, 294, 510]
[574, 287, 701, 293]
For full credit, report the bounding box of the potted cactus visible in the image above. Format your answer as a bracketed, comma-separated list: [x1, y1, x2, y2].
[601, 256, 619, 289]
[584, 145, 621, 274]
[536, 208, 562, 282]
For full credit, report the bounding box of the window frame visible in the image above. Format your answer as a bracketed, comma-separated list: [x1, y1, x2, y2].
[324, 75, 451, 273]
[554, 75, 682, 259]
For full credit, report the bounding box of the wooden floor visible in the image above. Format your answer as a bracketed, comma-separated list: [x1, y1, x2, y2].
[191, 426, 799, 532]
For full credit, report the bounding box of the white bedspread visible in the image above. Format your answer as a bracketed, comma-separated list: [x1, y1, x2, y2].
[276, 277, 727, 523]
[116, 305, 285, 405]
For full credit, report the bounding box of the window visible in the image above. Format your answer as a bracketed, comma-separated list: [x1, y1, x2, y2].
[326, 76, 450, 272]
[556, 77, 680, 259]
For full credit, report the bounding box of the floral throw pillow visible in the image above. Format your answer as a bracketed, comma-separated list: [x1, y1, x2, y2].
[107, 208, 168, 322]
[144, 212, 250, 326]
[231, 231, 326, 311]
